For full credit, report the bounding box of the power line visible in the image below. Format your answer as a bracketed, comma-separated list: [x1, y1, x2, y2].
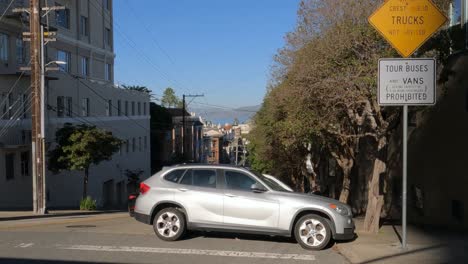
[0, 92, 33, 138]
[190, 101, 258, 113]
[122, 0, 177, 67]
[0, 0, 16, 23]
[0, 59, 33, 111]
[0, 78, 38, 135]
[62, 71, 151, 134]
[46, 82, 132, 138]
[0, 93, 32, 138]
[48, 72, 177, 128]
[0, 89, 30, 120]
[121, 0, 196, 92]
[88, 0, 192, 95]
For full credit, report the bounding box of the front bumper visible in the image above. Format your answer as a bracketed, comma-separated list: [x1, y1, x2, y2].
[333, 216, 356, 240]
[334, 227, 356, 240]
[134, 212, 151, 225]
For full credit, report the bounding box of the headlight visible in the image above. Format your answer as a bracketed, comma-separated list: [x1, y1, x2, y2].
[329, 203, 349, 216]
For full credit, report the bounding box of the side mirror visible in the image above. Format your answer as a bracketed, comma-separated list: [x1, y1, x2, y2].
[251, 183, 267, 193]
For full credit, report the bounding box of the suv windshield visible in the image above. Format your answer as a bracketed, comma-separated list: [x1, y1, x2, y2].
[250, 170, 291, 192]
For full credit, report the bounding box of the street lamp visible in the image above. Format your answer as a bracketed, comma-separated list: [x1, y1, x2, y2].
[45, 60, 66, 71]
[45, 60, 66, 66]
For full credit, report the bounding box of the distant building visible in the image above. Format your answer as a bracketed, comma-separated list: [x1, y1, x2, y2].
[204, 129, 224, 164]
[167, 109, 204, 163]
[0, 0, 150, 209]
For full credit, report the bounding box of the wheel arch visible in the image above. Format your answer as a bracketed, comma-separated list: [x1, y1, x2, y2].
[289, 209, 336, 237]
[150, 201, 188, 225]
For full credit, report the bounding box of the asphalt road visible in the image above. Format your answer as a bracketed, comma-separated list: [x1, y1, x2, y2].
[0, 212, 350, 264]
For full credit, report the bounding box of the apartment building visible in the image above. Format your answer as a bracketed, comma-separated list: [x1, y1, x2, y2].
[0, 0, 151, 209]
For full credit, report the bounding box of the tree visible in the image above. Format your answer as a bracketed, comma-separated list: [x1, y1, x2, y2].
[249, 0, 449, 232]
[176, 99, 186, 109]
[121, 85, 152, 94]
[161, 87, 181, 108]
[149, 102, 173, 172]
[48, 123, 122, 199]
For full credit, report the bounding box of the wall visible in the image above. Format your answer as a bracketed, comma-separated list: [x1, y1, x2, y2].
[408, 52, 468, 229]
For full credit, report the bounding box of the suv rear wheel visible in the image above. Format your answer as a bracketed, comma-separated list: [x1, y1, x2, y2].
[294, 214, 331, 250]
[153, 208, 186, 241]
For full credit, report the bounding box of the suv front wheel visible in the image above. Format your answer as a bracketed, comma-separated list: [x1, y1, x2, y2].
[153, 208, 186, 241]
[294, 214, 331, 250]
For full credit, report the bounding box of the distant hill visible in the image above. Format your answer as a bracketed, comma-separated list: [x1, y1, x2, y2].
[190, 105, 260, 125]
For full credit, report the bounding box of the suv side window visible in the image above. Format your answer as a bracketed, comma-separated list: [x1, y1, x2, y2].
[180, 170, 193, 185]
[193, 170, 217, 188]
[179, 169, 217, 188]
[163, 169, 186, 183]
[225, 170, 257, 191]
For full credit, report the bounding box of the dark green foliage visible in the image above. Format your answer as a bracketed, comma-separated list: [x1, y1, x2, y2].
[121, 85, 152, 94]
[48, 123, 122, 198]
[80, 196, 97, 211]
[161, 87, 181, 108]
[149, 103, 173, 173]
[249, 0, 450, 199]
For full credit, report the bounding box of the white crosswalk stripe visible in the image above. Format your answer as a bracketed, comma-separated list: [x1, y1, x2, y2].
[15, 243, 34, 248]
[58, 244, 316, 261]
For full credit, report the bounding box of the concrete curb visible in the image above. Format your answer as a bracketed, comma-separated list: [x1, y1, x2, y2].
[0, 210, 125, 222]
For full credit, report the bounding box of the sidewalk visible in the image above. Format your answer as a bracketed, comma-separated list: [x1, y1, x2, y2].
[335, 218, 468, 264]
[0, 209, 123, 222]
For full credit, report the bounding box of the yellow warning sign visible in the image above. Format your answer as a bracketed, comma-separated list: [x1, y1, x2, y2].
[368, 0, 448, 58]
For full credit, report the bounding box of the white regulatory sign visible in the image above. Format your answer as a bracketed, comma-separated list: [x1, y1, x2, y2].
[378, 58, 436, 106]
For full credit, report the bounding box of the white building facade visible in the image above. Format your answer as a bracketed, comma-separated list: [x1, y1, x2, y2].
[0, 0, 151, 209]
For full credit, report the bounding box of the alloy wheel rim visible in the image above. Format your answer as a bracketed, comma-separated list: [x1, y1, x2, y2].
[156, 212, 180, 238]
[299, 218, 327, 247]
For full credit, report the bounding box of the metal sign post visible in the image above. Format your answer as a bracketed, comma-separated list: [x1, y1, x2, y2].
[378, 58, 436, 250]
[369, 0, 447, 249]
[402, 104, 408, 249]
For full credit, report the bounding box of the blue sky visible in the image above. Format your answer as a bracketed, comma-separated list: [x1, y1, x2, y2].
[113, 0, 300, 108]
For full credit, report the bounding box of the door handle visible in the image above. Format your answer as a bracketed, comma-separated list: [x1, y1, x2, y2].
[178, 188, 189, 192]
[225, 193, 236, 197]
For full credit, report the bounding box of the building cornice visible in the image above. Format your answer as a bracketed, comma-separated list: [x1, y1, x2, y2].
[57, 34, 116, 58]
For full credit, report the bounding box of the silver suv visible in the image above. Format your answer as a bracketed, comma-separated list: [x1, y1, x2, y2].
[133, 164, 355, 250]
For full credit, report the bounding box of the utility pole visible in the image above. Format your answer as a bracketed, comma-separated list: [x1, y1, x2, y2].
[235, 142, 238, 166]
[30, 0, 44, 214]
[14, 1, 62, 214]
[181, 94, 204, 161]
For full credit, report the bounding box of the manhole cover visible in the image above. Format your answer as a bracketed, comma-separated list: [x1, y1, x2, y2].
[66, 225, 96, 228]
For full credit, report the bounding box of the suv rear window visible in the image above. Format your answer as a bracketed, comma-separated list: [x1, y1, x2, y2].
[163, 169, 186, 183]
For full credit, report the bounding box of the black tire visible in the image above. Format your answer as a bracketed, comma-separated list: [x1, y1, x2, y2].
[153, 208, 186, 241]
[294, 214, 331, 250]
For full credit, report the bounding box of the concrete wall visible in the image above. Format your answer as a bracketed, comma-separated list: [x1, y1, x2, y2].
[408, 52, 468, 229]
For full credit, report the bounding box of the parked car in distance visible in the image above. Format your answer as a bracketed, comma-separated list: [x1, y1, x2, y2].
[133, 164, 355, 250]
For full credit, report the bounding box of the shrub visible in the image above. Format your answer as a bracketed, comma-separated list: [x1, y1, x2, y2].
[80, 196, 97, 211]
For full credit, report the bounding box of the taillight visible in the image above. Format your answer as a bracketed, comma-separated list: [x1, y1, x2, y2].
[139, 183, 150, 195]
[129, 195, 137, 200]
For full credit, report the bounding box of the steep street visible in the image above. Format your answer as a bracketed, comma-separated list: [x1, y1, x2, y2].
[0, 213, 349, 264]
